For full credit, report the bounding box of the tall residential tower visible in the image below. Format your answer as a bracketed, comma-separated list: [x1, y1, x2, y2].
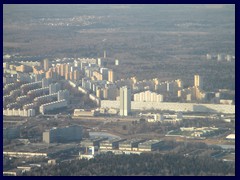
[119, 86, 131, 116]
[194, 75, 203, 90]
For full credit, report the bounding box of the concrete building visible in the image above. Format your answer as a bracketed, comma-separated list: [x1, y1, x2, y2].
[27, 87, 49, 96]
[134, 90, 164, 102]
[3, 108, 34, 117]
[81, 137, 108, 148]
[115, 59, 119, 66]
[120, 86, 131, 116]
[49, 83, 60, 95]
[27, 109, 36, 117]
[3, 143, 78, 158]
[101, 100, 235, 114]
[99, 139, 126, 150]
[34, 93, 58, 102]
[39, 100, 68, 114]
[42, 78, 50, 88]
[3, 126, 20, 139]
[138, 140, 162, 152]
[35, 73, 44, 82]
[108, 69, 115, 83]
[15, 65, 32, 73]
[58, 90, 69, 101]
[206, 53, 212, 60]
[43, 125, 83, 143]
[194, 75, 203, 90]
[43, 59, 51, 71]
[104, 50, 106, 59]
[32, 66, 44, 75]
[20, 81, 42, 90]
[97, 58, 102, 66]
[73, 109, 96, 117]
[43, 59, 50, 71]
[92, 71, 103, 81]
[73, 70, 80, 81]
[100, 68, 108, 80]
[119, 139, 145, 151]
[217, 54, 223, 61]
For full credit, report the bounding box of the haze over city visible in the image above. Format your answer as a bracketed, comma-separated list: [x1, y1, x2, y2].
[3, 4, 235, 176]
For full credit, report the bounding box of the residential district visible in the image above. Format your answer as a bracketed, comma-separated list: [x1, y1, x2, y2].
[3, 53, 235, 176]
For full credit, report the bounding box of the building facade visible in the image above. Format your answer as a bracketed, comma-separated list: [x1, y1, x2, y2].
[120, 86, 131, 116]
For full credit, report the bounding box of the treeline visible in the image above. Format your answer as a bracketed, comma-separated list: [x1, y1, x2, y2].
[24, 153, 235, 176]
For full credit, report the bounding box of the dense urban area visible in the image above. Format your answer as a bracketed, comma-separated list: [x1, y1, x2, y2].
[3, 4, 235, 176]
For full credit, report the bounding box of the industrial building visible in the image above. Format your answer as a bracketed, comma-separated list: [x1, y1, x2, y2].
[81, 137, 108, 148]
[119, 139, 145, 151]
[43, 125, 83, 143]
[138, 140, 163, 152]
[101, 100, 235, 114]
[3, 143, 78, 158]
[99, 139, 126, 150]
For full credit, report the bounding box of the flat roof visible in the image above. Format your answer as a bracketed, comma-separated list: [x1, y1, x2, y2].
[119, 139, 144, 145]
[138, 140, 162, 146]
[4, 142, 78, 155]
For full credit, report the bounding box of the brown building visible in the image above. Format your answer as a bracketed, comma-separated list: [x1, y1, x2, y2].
[73, 70, 79, 81]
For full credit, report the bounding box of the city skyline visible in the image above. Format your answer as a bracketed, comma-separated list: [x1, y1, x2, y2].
[3, 4, 235, 176]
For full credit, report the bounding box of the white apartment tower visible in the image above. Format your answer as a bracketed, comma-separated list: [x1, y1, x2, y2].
[120, 86, 131, 116]
[104, 50, 106, 59]
[194, 75, 203, 90]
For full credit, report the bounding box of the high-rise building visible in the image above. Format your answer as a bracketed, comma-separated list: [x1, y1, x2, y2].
[43, 59, 51, 71]
[119, 86, 131, 116]
[108, 69, 115, 83]
[35, 73, 44, 82]
[100, 68, 108, 80]
[42, 78, 49, 88]
[217, 54, 223, 61]
[194, 75, 203, 90]
[60, 64, 65, 77]
[97, 58, 102, 66]
[104, 50, 106, 59]
[49, 83, 60, 94]
[45, 68, 53, 79]
[115, 59, 119, 66]
[65, 64, 70, 75]
[73, 70, 79, 80]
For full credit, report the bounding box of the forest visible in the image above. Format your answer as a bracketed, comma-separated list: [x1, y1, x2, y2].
[24, 153, 235, 176]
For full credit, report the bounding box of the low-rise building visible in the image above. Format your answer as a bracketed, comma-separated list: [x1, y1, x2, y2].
[81, 137, 108, 148]
[39, 100, 67, 114]
[43, 125, 83, 143]
[119, 139, 145, 151]
[73, 109, 96, 117]
[99, 139, 126, 150]
[138, 140, 163, 152]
